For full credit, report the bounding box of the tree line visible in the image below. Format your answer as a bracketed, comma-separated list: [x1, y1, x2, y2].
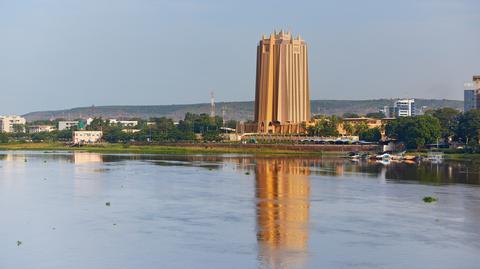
[0, 113, 238, 144]
[307, 108, 480, 150]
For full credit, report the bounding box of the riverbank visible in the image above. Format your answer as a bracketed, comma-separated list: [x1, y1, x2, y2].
[0, 142, 355, 156]
[407, 150, 480, 162]
[2, 143, 478, 160]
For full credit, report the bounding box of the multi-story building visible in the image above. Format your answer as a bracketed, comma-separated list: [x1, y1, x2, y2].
[73, 131, 103, 144]
[464, 82, 477, 112]
[464, 76, 480, 112]
[475, 76, 480, 110]
[253, 31, 310, 134]
[109, 119, 138, 127]
[0, 115, 26, 133]
[28, 125, 56, 133]
[58, 120, 79, 131]
[380, 106, 392, 118]
[393, 99, 416, 117]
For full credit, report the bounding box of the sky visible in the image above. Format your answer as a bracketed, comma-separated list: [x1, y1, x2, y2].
[0, 0, 479, 114]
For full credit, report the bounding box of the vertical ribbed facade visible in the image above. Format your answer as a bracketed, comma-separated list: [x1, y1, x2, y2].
[254, 31, 311, 133]
[474, 76, 480, 109]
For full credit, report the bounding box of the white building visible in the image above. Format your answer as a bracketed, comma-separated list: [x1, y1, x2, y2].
[464, 79, 479, 112]
[73, 131, 103, 144]
[58, 121, 79, 131]
[86, 118, 94, 126]
[393, 99, 416, 117]
[0, 115, 26, 133]
[108, 119, 138, 127]
[28, 125, 56, 133]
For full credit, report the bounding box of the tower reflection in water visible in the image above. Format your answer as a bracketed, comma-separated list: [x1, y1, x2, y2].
[255, 158, 311, 269]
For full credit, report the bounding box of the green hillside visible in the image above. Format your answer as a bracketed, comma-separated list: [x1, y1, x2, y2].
[23, 99, 463, 122]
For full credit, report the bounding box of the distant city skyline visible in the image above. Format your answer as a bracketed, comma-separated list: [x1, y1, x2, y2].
[1, 0, 479, 115]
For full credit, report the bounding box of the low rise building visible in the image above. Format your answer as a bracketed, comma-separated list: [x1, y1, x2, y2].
[0, 115, 26, 133]
[109, 119, 138, 127]
[28, 125, 55, 133]
[73, 131, 103, 144]
[58, 121, 79, 131]
[337, 117, 394, 136]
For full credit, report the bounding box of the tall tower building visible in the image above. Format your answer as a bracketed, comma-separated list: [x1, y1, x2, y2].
[464, 76, 480, 112]
[474, 76, 480, 110]
[254, 31, 311, 133]
[474, 75, 480, 90]
[464, 82, 476, 112]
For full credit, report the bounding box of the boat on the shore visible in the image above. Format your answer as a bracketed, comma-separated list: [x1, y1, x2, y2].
[347, 152, 371, 160]
[373, 151, 418, 162]
[375, 153, 392, 160]
[426, 151, 444, 163]
[347, 151, 419, 163]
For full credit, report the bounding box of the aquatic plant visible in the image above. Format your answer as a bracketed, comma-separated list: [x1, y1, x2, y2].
[423, 196, 438, 203]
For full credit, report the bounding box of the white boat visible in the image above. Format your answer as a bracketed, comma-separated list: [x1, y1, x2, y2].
[427, 152, 443, 163]
[375, 153, 391, 160]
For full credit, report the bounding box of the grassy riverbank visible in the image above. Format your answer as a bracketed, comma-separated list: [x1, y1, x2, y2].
[1, 143, 479, 161]
[0, 142, 345, 156]
[407, 150, 480, 161]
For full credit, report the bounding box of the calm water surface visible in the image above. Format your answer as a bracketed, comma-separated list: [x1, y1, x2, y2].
[1, 151, 479, 269]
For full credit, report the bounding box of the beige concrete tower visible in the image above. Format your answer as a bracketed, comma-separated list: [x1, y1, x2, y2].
[254, 31, 311, 133]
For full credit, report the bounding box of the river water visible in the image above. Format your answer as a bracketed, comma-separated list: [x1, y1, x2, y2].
[0, 151, 479, 269]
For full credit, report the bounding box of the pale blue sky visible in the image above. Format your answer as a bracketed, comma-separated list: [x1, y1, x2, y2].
[0, 0, 479, 114]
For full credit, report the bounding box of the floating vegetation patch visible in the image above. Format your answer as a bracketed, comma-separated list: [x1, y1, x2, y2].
[423, 196, 438, 203]
[93, 168, 110, 173]
[151, 160, 221, 170]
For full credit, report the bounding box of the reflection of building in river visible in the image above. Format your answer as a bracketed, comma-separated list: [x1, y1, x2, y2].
[73, 152, 103, 164]
[255, 158, 310, 268]
[73, 152, 105, 197]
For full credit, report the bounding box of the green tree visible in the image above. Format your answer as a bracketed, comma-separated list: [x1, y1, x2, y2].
[457, 109, 480, 144]
[31, 132, 54, 142]
[55, 129, 73, 141]
[103, 126, 131, 143]
[359, 127, 382, 142]
[366, 112, 386, 119]
[307, 116, 340, 137]
[224, 120, 238, 129]
[12, 124, 25, 133]
[425, 108, 460, 141]
[342, 112, 360, 118]
[353, 122, 369, 135]
[385, 116, 441, 149]
[0, 133, 9, 143]
[343, 122, 355, 136]
[87, 118, 108, 131]
[203, 130, 222, 142]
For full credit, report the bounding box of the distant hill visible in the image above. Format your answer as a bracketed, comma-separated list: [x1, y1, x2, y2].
[23, 99, 463, 122]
